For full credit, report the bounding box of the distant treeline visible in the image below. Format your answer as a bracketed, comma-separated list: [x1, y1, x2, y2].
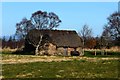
[0, 36, 24, 49]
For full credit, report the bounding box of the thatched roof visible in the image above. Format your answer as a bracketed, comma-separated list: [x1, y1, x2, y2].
[26, 29, 82, 48]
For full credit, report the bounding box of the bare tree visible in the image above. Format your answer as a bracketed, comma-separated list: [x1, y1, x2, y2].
[16, 10, 61, 40]
[107, 12, 120, 39]
[101, 25, 113, 47]
[78, 24, 93, 55]
[79, 24, 92, 48]
[30, 10, 61, 55]
[31, 10, 61, 30]
[15, 17, 34, 39]
[105, 12, 120, 46]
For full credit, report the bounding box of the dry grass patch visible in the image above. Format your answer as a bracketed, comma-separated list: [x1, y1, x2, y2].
[2, 53, 119, 64]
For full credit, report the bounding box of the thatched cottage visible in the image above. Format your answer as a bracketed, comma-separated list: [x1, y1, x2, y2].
[24, 29, 83, 56]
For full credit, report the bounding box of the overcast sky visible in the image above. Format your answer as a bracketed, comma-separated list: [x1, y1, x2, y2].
[1, 2, 118, 37]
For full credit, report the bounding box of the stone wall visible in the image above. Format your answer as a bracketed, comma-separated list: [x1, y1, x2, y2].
[56, 47, 82, 56]
[38, 43, 82, 56]
[47, 43, 56, 55]
[56, 47, 64, 55]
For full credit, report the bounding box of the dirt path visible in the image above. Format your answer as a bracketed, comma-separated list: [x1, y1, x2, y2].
[1, 55, 119, 64]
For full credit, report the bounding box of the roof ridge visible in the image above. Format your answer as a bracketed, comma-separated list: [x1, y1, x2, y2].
[38, 29, 76, 32]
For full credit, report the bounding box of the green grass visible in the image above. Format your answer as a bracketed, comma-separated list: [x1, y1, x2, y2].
[1, 51, 120, 79]
[2, 60, 119, 78]
[84, 51, 120, 57]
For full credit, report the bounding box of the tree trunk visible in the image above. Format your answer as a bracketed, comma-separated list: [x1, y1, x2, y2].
[101, 49, 105, 55]
[82, 38, 84, 56]
[35, 35, 43, 55]
[95, 49, 96, 56]
[106, 50, 107, 55]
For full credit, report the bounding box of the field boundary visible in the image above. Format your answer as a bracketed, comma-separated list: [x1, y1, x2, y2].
[1, 56, 119, 64]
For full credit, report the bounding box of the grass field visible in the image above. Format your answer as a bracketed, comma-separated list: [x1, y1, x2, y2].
[1, 51, 120, 79]
[2, 60, 119, 79]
